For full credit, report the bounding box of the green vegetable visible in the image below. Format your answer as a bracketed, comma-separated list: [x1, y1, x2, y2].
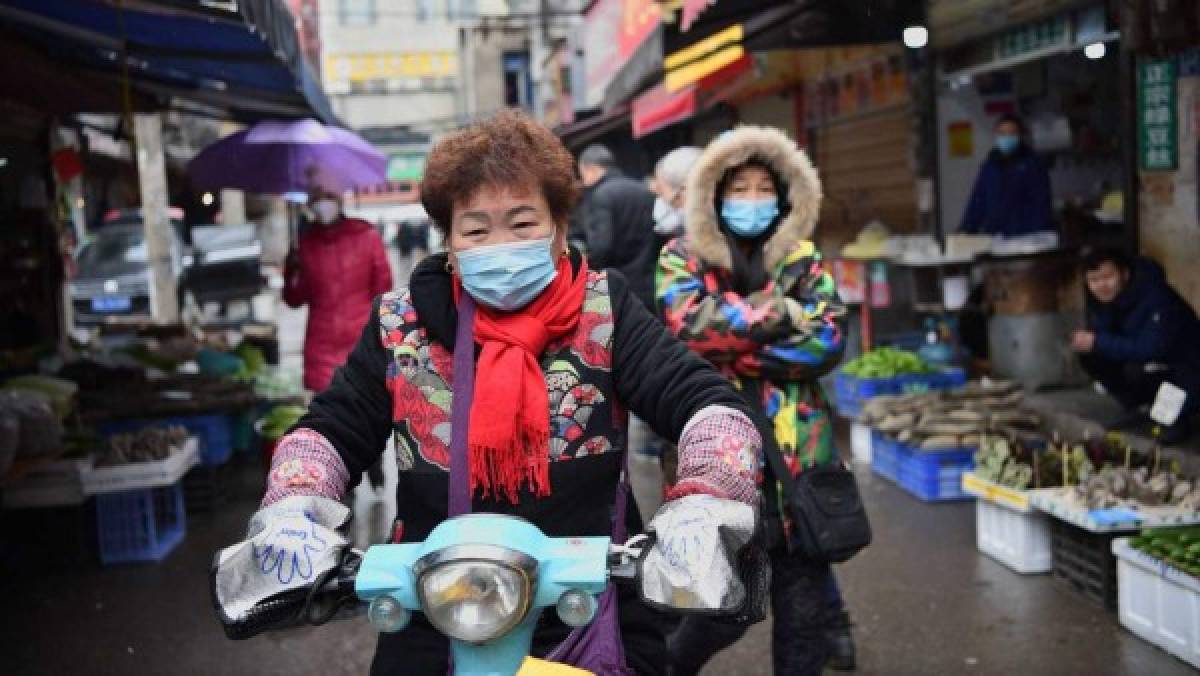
[259, 404, 307, 440]
[840, 347, 936, 379]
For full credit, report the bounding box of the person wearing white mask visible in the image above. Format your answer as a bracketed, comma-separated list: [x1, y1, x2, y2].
[284, 187, 393, 393]
[651, 146, 702, 239]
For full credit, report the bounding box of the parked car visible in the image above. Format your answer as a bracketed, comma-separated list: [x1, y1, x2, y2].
[70, 211, 264, 325]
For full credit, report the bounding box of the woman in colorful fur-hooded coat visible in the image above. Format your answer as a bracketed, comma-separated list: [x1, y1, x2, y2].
[657, 126, 856, 675]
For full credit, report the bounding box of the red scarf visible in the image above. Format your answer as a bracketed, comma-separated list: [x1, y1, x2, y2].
[453, 257, 587, 503]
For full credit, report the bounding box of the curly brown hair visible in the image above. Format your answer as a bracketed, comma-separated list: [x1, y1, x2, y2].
[421, 109, 580, 234]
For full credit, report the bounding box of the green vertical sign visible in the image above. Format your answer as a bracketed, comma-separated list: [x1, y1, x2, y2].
[1139, 60, 1177, 171]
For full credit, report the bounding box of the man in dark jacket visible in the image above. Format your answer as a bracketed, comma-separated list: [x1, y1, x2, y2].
[577, 144, 659, 311]
[1072, 247, 1200, 442]
[960, 114, 1054, 236]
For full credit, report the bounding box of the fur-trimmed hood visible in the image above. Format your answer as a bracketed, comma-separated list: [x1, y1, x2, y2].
[684, 125, 822, 271]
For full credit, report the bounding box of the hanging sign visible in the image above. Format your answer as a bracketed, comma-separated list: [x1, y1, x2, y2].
[1138, 60, 1178, 171]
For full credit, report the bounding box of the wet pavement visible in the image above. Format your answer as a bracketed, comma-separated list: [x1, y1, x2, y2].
[3, 251, 1195, 675]
[4, 450, 1194, 676]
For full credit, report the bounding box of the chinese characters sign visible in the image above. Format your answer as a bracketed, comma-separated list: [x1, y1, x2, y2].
[1139, 60, 1178, 171]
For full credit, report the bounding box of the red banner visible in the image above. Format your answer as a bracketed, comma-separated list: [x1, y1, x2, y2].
[620, 0, 659, 59]
[633, 84, 697, 138]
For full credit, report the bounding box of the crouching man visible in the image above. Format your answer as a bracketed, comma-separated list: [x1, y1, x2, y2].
[1071, 247, 1200, 443]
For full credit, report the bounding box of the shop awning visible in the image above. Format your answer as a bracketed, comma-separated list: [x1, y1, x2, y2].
[632, 53, 751, 138]
[662, 0, 923, 92]
[554, 105, 632, 150]
[0, 0, 335, 124]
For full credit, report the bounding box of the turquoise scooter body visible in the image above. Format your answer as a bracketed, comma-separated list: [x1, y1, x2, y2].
[355, 514, 611, 676]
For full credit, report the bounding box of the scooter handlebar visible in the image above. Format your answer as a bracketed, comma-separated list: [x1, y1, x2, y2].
[213, 549, 365, 640]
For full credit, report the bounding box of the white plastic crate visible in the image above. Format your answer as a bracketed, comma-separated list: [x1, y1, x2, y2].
[1114, 538, 1200, 670]
[81, 438, 199, 496]
[850, 422, 872, 465]
[975, 497, 1052, 574]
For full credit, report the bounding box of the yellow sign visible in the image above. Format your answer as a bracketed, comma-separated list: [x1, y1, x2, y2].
[961, 472, 1031, 512]
[663, 22, 745, 93]
[324, 51, 458, 83]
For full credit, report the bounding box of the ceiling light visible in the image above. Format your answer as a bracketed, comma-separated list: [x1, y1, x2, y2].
[903, 25, 929, 49]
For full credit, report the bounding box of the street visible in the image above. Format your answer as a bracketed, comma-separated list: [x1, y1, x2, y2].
[1, 430, 1190, 675]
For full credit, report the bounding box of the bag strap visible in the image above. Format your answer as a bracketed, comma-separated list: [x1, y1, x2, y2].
[761, 428, 801, 507]
[448, 292, 477, 517]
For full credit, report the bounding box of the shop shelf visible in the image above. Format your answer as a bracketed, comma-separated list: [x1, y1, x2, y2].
[95, 482, 186, 565]
[1114, 538, 1200, 670]
[870, 432, 901, 483]
[1051, 519, 1118, 610]
[81, 439, 198, 495]
[100, 414, 234, 466]
[895, 445, 974, 502]
[975, 497, 1053, 574]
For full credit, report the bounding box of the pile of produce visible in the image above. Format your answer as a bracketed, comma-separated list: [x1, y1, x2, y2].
[975, 435, 1095, 489]
[861, 380, 1037, 451]
[96, 425, 189, 466]
[841, 347, 935, 379]
[0, 390, 64, 466]
[259, 405, 306, 441]
[1130, 527, 1200, 577]
[1069, 463, 1199, 510]
[3, 375, 77, 419]
[250, 367, 304, 402]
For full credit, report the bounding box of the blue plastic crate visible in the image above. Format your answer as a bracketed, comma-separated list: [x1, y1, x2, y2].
[834, 372, 901, 417]
[896, 445, 975, 502]
[870, 432, 901, 483]
[99, 414, 234, 466]
[95, 483, 186, 564]
[929, 367, 968, 390]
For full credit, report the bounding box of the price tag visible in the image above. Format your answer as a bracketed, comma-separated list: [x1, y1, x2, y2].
[1150, 381, 1188, 426]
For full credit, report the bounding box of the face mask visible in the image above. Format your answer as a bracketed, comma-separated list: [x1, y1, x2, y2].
[312, 199, 340, 225]
[455, 237, 558, 311]
[994, 134, 1019, 155]
[720, 198, 779, 238]
[652, 196, 685, 236]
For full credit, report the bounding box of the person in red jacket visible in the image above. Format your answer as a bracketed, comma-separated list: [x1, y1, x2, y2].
[284, 188, 393, 393]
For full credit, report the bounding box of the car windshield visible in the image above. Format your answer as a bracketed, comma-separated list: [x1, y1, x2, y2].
[76, 228, 146, 272]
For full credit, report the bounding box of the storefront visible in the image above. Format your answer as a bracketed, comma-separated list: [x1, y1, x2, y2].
[934, 3, 1127, 249]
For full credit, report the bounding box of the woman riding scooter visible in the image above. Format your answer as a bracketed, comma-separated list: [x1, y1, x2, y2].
[214, 110, 764, 675]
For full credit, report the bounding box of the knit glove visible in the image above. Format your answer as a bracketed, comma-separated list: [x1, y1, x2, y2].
[667, 405, 761, 505]
[261, 428, 350, 506]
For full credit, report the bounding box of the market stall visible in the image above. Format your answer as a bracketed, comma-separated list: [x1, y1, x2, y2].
[0, 326, 304, 565]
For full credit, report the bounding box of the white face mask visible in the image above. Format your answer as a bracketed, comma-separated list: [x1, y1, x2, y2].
[652, 195, 685, 237]
[311, 199, 340, 225]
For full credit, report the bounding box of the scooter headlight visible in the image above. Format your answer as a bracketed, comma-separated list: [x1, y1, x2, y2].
[415, 546, 536, 644]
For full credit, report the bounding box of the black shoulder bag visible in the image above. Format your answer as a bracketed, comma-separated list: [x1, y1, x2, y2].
[761, 434, 872, 564]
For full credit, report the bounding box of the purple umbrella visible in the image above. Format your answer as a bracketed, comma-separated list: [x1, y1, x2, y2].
[188, 119, 387, 194]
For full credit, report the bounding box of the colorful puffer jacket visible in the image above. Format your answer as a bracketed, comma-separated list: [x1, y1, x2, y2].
[657, 126, 848, 488]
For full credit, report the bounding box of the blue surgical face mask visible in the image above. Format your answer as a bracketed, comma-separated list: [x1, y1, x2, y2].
[995, 134, 1020, 155]
[455, 237, 558, 311]
[720, 198, 779, 238]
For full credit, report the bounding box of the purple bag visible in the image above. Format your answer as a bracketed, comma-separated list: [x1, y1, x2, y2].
[450, 294, 633, 675]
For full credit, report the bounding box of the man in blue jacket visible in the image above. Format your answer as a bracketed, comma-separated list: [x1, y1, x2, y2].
[1071, 247, 1200, 442]
[960, 114, 1054, 236]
